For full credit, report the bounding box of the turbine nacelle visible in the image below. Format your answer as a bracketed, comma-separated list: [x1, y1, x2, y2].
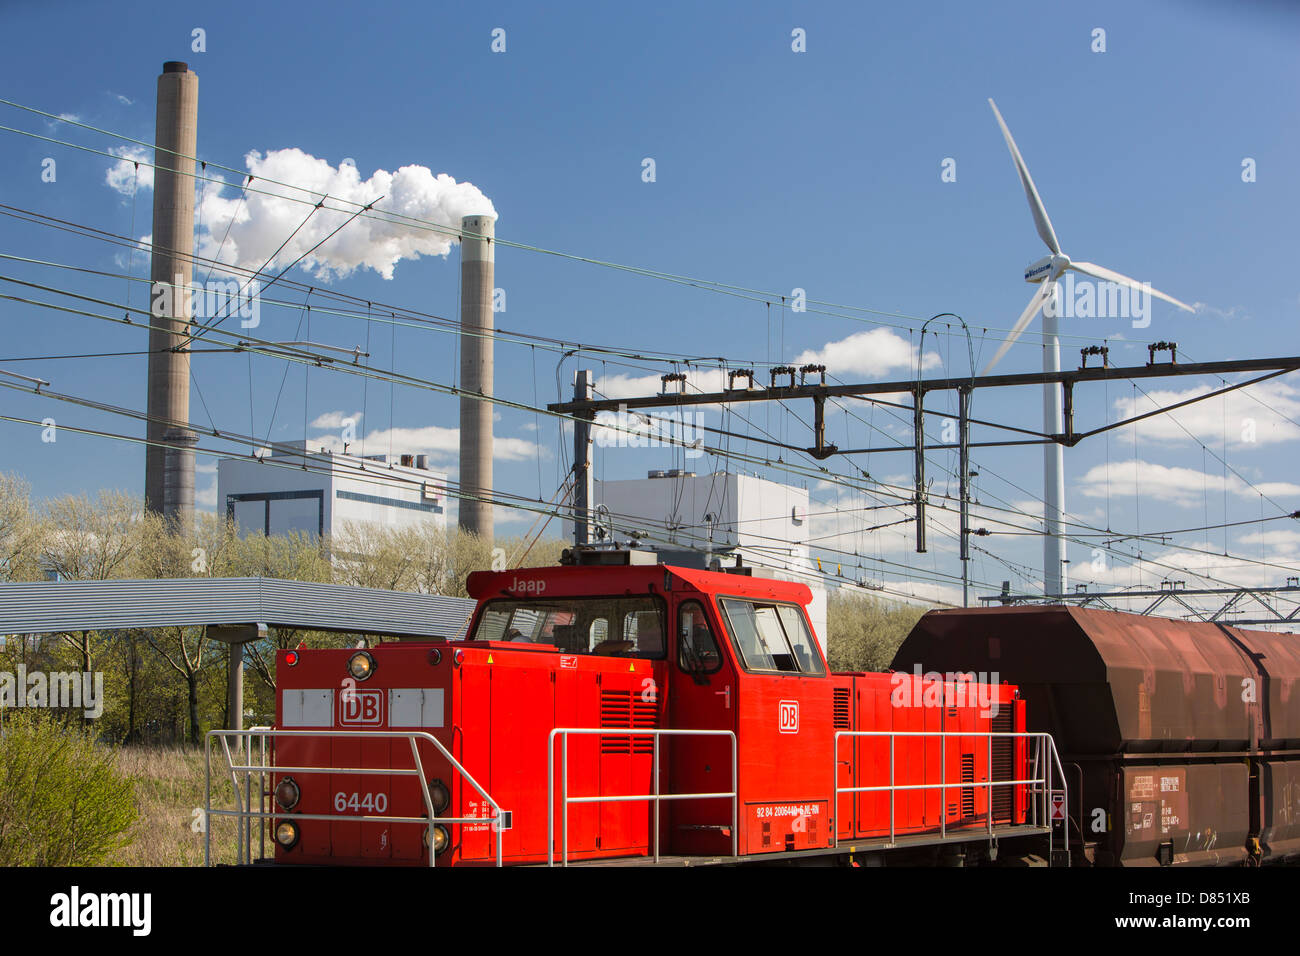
[1023, 254, 1069, 284]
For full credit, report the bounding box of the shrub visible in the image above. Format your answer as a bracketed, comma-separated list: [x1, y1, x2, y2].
[0, 714, 137, 865]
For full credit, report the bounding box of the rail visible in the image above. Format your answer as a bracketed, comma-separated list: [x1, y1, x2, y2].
[547, 728, 738, 866]
[832, 730, 1069, 864]
[204, 728, 509, 867]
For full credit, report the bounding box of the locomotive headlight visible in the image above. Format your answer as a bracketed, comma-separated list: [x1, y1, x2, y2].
[424, 823, 451, 856]
[275, 820, 300, 849]
[347, 650, 375, 681]
[428, 778, 450, 814]
[274, 777, 300, 811]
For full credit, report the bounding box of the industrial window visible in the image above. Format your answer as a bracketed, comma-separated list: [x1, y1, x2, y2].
[677, 600, 722, 674]
[470, 597, 666, 659]
[225, 489, 325, 537]
[718, 598, 825, 676]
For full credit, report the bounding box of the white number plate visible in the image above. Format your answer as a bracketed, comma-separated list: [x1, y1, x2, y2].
[333, 791, 389, 814]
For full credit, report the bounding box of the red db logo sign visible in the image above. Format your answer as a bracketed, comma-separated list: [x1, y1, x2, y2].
[779, 700, 799, 734]
[340, 689, 383, 726]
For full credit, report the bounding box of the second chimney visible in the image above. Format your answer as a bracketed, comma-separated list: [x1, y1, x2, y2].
[457, 213, 495, 540]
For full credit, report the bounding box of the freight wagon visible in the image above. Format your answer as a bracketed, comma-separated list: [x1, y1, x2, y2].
[894, 605, 1300, 866]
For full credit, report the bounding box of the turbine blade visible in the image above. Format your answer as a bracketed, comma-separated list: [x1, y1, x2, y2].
[1068, 261, 1194, 311]
[981, 282, 1053, 375]
[988, 98, 1061, 256]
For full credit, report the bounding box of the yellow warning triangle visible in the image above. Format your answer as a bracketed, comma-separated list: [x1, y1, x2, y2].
[628, 662, 635, 671]
[487, 653, 494, 664]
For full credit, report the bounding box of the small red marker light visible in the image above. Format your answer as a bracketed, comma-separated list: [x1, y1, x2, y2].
[285, 651, 299, 666]
[428, 648, 442, 666]
[453, 649, 464, 667]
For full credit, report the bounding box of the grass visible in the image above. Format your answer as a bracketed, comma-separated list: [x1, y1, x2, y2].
[110, 744, 258, 866]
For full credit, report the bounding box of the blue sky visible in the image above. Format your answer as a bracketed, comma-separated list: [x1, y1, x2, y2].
[1, 0, 1297, 608]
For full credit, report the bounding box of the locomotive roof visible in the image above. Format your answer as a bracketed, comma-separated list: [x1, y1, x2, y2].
[466, 563, 813, 605]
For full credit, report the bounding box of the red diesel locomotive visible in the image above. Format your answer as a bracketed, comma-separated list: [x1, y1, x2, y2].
[249, 550, 1061, 867]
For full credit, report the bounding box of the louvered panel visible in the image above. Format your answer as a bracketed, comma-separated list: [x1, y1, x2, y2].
[833, 688, 851, 729]
[960, 753, 976, 817]
[990, 711, 1014, 823]
[600, 690, 633, 754]
[631, 696, 656, 754]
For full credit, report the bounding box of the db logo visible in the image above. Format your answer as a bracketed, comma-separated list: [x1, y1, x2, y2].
[340, 689, 383, 726]
[778, 700, 799, 734]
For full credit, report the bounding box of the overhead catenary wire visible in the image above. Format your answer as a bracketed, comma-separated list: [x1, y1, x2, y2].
[0, 100, 1289, 606]
[5, 268, 1295, 596]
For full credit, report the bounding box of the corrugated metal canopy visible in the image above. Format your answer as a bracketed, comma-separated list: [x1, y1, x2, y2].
[0, 577, 476, 640]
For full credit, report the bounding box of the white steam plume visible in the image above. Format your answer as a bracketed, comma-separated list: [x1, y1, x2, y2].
[196, 148, 496, 281]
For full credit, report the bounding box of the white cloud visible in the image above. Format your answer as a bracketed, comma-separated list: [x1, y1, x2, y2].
[105, 145, 154, 196]
[312, 424, 537, 462]
[196, 477, 217, 510]
[1235, 528, 1300, 549]
[598, 367, 731, 400]
[1075, 459, 1300, 508]
[1191, 302, 1247, 321]
[1069, 538, 1300, 603]
[309, 410, 363, 430]
[593, 329, 937, 414]
[195, 149, 495, 281]
[794, 328, 940, 379]
[1113, 380, 1300, 447]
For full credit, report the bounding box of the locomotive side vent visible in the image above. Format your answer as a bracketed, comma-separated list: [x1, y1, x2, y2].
[960, 754, 976, 818]
[833, 688, 851, 729]
[600, 689, 657, 754]
[990, 711, 1013, 823]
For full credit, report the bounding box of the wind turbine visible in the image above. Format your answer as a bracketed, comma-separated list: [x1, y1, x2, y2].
[982, 98, 1193, 599]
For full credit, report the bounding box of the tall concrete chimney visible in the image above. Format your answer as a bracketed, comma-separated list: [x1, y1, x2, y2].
[457, 213, 495, 540]
[145, 61, 199, 528]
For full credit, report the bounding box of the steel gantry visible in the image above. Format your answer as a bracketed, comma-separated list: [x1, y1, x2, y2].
[551, 352, 1300, 606]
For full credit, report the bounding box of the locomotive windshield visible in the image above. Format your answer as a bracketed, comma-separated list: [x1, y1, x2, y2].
[718, 598, 825, 675]
[471, 596, 666, 658]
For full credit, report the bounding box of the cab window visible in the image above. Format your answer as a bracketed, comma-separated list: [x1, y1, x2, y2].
[677, 600, 722, 674]
[472, 596, 665, 658]
[718, 598, 824, 676]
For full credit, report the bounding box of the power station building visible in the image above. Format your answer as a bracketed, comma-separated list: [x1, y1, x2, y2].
[584, 471, 829, 649]
[217, 441, 448, 539]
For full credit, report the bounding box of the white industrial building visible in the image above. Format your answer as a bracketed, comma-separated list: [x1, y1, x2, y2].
[586, 471, 829, 650]
[217, 441, 448, 539]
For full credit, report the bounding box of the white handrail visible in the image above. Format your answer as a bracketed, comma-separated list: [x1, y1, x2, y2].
[832, 730, 1069, 864]
[205, 728, 509, 868]
[547, 728, 738, 866]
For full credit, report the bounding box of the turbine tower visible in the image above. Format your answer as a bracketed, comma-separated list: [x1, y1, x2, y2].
[982, 99, 1193, 598]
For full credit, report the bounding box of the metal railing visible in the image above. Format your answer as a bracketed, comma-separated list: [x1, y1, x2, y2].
[547, 728, 738, 866]
[832, 730, 1069, 864]
[205, 728, 508, 867]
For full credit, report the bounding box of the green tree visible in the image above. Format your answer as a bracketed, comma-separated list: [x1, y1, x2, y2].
[825, 589, 927, 673]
